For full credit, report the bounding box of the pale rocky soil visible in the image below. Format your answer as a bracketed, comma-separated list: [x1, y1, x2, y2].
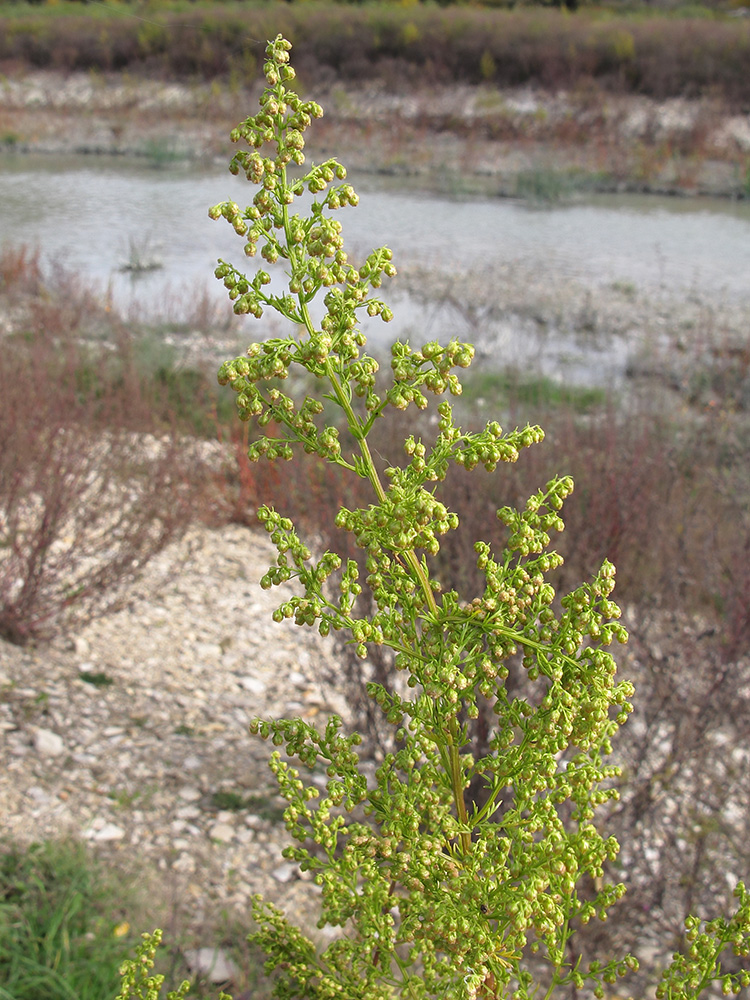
[0, 522, 345, 980]
[2, 69, 750, 196]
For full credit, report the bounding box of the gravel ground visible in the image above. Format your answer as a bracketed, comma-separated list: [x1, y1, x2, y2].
[0, 523, 344, 979]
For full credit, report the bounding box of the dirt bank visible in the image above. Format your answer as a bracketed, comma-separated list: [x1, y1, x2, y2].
[2, 69, 750, 198]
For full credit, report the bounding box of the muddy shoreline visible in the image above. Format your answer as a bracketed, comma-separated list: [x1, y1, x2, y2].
[2, 69, 750, 199]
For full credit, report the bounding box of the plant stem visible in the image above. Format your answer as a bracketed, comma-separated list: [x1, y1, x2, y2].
[448, 717, 473, 856]
[278, 156, 474, 863]
[328, 373, 475, 852]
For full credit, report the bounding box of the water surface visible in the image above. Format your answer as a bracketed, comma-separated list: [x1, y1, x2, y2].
[2, 153, 748, 382]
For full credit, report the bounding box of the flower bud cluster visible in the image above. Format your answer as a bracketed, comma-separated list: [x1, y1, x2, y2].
[559, 561, 629, 650]
[210, 38, 400, 378]
[387, 339, 472, 411]
[497, 476, 573, 555]
[336, 480, 458, 559]
[218, 341, 291, 397]
[219, 342, 359, 465]
[227, 36, 320, 157]
[210, 35, 659, 1000]
[655, 882, 750, 999]
[257, 508, 373, 641]
[209, 256, 275, 318]
[455, 422, 545, 473]
[249, 895, 324, 995]
[251, 718, 364, 804]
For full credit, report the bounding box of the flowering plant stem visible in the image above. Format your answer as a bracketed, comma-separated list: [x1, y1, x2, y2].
[138, 34, 750, 1000]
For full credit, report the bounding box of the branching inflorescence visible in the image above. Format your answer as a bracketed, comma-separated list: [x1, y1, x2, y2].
[191, 34, 750, 1000]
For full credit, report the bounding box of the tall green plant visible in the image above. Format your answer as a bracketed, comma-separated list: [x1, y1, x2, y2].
[119, 34, 750, 1000]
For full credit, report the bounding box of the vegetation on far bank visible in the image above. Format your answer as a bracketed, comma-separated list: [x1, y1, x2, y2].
[1, 2, 750, 106]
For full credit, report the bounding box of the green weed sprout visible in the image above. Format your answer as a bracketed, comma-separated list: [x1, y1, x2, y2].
[201, 35, 750, 1000]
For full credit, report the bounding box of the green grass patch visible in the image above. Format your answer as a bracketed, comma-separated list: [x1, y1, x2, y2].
[210, 789, 286, 823]
[211, 790, 246, 812]
[515, 168, 573, 204]
[462, 370, 608, 414]
[0, 840, 137, 1000]
[514, 168, 617, 203]
[79, 670, 113, 687]
[0, 839, 274, 998]
[140, 137, 185, 169]
[0, 3, 749, 104]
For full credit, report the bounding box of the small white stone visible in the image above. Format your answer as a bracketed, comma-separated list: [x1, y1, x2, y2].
[209, 822, 235, 843]
[172, 852, 196, 874]
[238, 676, 266, 695]
[92, 823, 125, 842]
[176, 805, 201, 820]
[178, 786, 201, 802]
[33, 728, 65, 757]
[271, 863, 296, 884]
[183, 947, 238, 984]
[73, 636, 91, 657]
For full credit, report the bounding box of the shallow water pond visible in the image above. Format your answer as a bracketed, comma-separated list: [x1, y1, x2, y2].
[1, 153, 748, 383]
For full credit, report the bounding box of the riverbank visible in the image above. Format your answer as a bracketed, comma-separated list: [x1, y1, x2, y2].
[2, 68, 750, 198]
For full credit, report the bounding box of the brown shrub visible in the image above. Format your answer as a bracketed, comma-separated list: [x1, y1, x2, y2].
[0, 254, 212, 645]
[2, 7, 750, 105]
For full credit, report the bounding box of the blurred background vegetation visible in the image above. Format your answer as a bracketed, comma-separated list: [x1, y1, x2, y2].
[0, 0, 749, 105]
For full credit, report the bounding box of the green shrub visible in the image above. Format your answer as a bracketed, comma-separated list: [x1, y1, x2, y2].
[121, 32, 750, 1000]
